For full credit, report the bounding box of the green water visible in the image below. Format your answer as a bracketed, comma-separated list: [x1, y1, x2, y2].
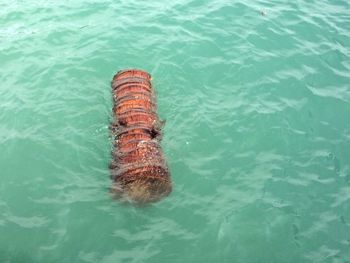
[1, 0, 350, 262]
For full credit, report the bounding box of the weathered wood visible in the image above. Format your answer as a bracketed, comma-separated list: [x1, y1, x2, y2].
[110, 69, 172, 203]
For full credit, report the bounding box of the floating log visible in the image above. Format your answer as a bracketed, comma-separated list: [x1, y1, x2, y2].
[110, 69, 172, 203]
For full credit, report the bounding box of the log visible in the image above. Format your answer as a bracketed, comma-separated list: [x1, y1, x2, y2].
[110, 69, 172, 203]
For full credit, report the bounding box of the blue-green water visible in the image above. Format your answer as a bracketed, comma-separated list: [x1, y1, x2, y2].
[1, 0, 350, 262]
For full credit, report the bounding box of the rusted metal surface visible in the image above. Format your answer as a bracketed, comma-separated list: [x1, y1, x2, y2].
[110, 69, 172, 203]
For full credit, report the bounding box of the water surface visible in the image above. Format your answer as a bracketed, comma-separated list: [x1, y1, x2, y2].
[1, 0, 350, 262]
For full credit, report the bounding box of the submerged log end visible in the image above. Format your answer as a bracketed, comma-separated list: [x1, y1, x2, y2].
[111, 176, 172, 204]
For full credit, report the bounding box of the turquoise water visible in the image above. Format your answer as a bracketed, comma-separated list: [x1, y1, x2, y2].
[1, 0, 350, 262]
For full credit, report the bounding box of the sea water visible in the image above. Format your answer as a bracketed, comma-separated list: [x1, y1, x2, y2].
[1, 0, 350, 262]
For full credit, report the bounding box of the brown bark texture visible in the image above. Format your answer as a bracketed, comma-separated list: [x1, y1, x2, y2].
[110, 69, 172, 203]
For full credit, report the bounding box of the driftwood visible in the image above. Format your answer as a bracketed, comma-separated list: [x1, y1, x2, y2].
[110, 69, 172, 203]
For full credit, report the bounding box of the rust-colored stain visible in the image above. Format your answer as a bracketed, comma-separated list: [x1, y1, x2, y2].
[110, 69, 172, 203]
